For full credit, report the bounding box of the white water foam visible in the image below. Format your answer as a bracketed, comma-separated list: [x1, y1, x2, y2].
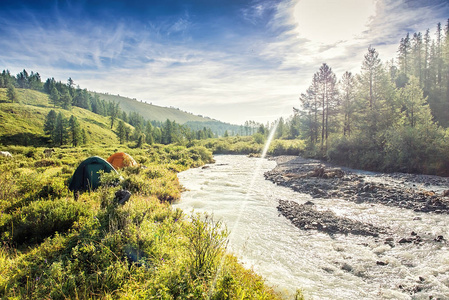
[174, 155, 449, 299]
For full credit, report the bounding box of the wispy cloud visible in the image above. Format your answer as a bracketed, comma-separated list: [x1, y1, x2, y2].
[0, 0, 447, 124]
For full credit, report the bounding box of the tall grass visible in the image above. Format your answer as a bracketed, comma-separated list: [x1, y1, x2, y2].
[0, 144, 285, 299]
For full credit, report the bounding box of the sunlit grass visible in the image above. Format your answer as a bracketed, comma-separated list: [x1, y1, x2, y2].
[0, 144, 285, 299]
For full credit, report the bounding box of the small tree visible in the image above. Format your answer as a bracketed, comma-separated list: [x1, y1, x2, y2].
[108, 101, 120, 129]
[50, 86, 60, 108]
[81, 128, 87, 145]
[125, 126, 132, 143]
[60, 90, 72, 110]
[116, 120, 126, 144]
[68, 115, 82, 146]
[6, 84, 18, 103]
[44, 110, 57, 135]
[51, 112, 68, 146]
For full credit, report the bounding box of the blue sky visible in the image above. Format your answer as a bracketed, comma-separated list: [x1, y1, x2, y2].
[1, 0, 448, 124]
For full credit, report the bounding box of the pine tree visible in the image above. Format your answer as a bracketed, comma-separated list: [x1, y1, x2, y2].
[339, 71, 355, 137]
[411, 32, 423, 86]
[6, 84, 18, 103]
[68, 115, 82, 146]
[108, 102, 120, 129]
[116, 120, 126, 144]
[399, 76, 432, 128]
[275, 117, 285, 139]
[318, 63, 338, 152]
[163, 119, 173, 144]
[44, 110, 57, 135]
[0, 70, 15, 88]
[398, 33, 411, 76]
[125, 126, 132, 143]
[50, 86, 60, 108]
[28, 71, 42, 90]
[52, 112, 68, 146]
[436, 22, 443, 89]
[60, 90, 72, 110]
[16, 69, 29, 89]
[423, 29, 431, 92]
[145, 121, 154, 145]
[81, 128, 87, 145]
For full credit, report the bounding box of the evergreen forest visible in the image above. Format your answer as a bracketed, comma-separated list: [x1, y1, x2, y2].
[293, 21, 449, 175]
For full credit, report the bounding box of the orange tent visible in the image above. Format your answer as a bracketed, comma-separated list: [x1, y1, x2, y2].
[107, 152, 137, 169]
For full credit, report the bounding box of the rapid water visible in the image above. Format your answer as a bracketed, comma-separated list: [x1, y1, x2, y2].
[173, 155, 449, 299]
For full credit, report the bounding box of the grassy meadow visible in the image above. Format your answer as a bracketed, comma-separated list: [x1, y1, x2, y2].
[0, 144, 292, 299]
[0, 88, 120, 147]
[0, 87, 308, 299]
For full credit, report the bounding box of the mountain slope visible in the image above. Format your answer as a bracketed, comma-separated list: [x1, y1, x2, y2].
[0, 88, 120, 146]
[92, 92, 211, 124]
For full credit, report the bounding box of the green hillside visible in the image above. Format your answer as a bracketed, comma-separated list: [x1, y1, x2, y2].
[0, 88, 120, 146]
[92, 92, 212, 124]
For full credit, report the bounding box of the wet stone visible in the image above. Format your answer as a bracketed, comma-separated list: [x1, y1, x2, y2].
[277, 199, 383, 237]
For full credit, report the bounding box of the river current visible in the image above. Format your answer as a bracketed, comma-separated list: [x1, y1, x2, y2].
[173, 155, 449, 299]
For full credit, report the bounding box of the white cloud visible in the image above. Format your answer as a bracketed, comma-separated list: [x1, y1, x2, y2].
[293, 0, 376, 44]
[1, 0, 447, 125]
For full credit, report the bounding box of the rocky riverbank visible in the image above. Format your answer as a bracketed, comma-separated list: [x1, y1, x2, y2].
[265, 156, 449, 214]
[265, 156, 449, 241]
[277, 199, 384, 237]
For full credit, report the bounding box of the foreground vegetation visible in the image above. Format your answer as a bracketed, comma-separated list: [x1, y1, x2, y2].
[0, 144, 289, 299]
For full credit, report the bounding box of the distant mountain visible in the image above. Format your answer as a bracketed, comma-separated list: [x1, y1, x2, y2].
[93, 92, 241, 135]
[184, 121, 243, 137]
[93, 92, 209, 123]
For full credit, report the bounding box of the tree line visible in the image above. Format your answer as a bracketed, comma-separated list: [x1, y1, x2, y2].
[1, 69, 231, 147]
[295, 21, 449, 175]
[44, 110, 87, 147]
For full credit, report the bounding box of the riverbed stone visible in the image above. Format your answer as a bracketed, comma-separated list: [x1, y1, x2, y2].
[277, 199, 383, 237]
[264, 156, 449, 214]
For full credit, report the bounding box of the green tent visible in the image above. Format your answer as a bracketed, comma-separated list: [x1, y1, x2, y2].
[69, 156, 117, 192]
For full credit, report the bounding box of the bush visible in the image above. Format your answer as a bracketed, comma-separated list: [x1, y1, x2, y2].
[0, 199, 90, 245]
[187, 214, 228, 278]
[34, 159, 60, 168]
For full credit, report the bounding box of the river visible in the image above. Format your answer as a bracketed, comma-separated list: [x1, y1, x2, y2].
[173, 155, 449, 300]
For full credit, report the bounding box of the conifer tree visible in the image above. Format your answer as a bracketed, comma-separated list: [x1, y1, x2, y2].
[411, 32, 423, 85]
[6, 84, 18, 103]
[44, 110, 57, 135]
[317, 63, 338, 152]
[81, 128, 87, 145]
[60, 90, 72, 110]
[399, 76, 432, 128]
[398, 33, 411, 76]
[423, 29, 431, 91]
[68, 115, 82, 146]
[339, 71, 355, 137]
[116, 120, 126, 144]
[108, 101, 120, 129]
[50, 86, 60, 108]
[52, 112, 68, 146]
[145, 121, 154, 145]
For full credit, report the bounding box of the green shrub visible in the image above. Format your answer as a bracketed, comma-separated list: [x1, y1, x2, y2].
[34, 159, 60, 168]
[0, 199, 90, 245]
[187, 214, 228, 278]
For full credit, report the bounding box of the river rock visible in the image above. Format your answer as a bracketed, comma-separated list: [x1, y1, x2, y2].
[264, 156, 449, 214]
[277, 199, 384, 237]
